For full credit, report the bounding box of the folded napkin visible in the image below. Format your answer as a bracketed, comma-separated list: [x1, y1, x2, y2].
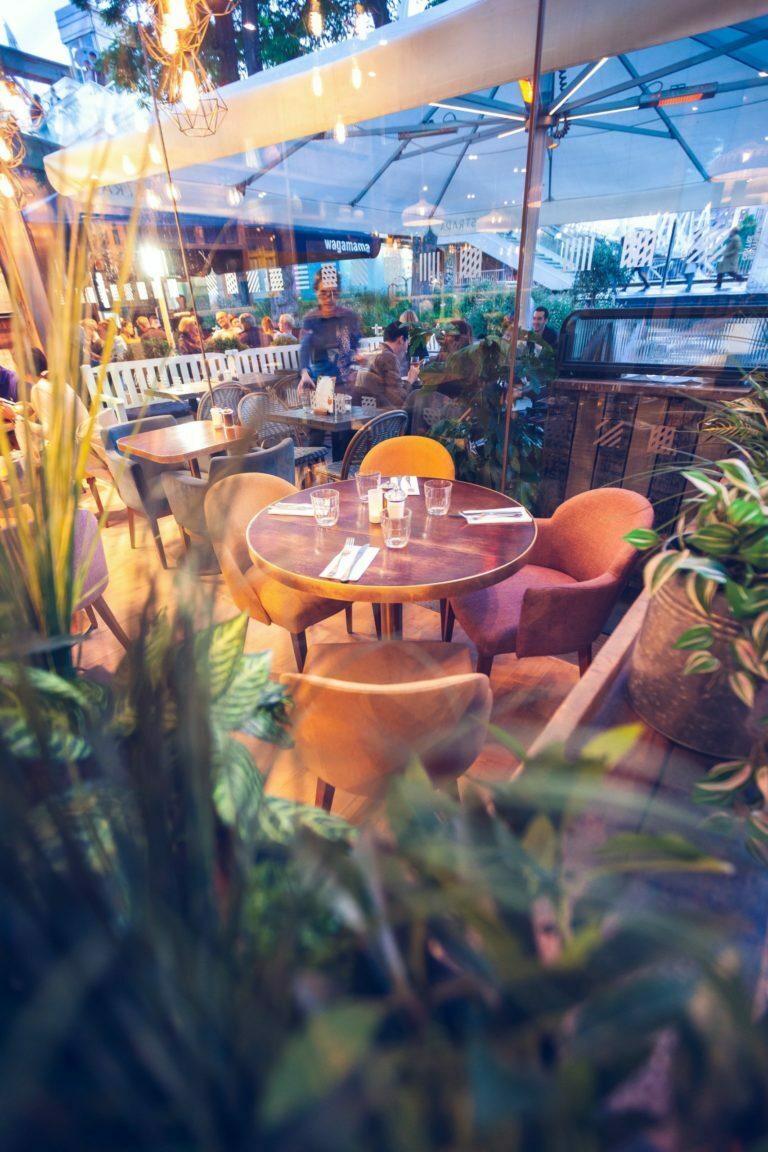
[320, 545, 379, 582]
[385, 476, 420, 495]
[267, 503, 315, 517]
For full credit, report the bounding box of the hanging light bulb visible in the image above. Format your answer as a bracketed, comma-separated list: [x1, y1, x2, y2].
[334, 116, 347, 144]
[0, 136, 10, 163]
[160, 23, 179, 54]
[165, 0, 191, 32]
[149, 143, 162, 164]
[351, 60, 362, 90]
[180, 68, 200, 112]
[311, 68, 323, 98]
[308, 0, 323, 38]
[145, 188, 162, 209]
[0, 172, 15, 199]
[166, 181, 181, 202]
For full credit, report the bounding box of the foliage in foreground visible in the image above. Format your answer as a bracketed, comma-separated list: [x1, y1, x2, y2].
[0, 607, 766, 1151]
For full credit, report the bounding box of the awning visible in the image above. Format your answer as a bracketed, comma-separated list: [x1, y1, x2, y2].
[44, 0, 766, 199]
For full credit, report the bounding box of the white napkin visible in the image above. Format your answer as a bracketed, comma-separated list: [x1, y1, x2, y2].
[267, 503, 315, 517]
[386, 476, 419, 495]
[320, 545, 379, 581]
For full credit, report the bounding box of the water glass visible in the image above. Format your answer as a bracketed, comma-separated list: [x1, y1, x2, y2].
[381, 508, 412, 549]
[424, 479, 452, 516]
[310, 488, 339, 527]
[303, 389, 315, 416]
[368, 486, 384, 524]
[355, 471, 381, 503]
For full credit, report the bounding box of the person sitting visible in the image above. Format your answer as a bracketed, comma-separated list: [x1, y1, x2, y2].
[260, 316, 276, 346]
[272, 313, 299, 345]
[530, 306, 558, 351]
[399, 308, 418, 325]
[419, 318, 473, 400]
[238, 314, 263, 349]
[354, 321, 420, 409]
[177, 316, 204, 355]
[97, 318, 128, 361]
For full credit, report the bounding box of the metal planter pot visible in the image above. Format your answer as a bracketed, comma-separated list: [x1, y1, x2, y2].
[628, 579, 751, 759]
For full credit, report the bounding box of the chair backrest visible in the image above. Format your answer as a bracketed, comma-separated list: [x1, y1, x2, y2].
[165, 352, 230, 387]
[280, 669, 491, 796]
[208, 438, 295, 487]
[72, 508, 109, 612]
[544, 488, 654, 583]
[102, 413, 175, 456]
[197, 383, 246, 421]
[360, 435, 455, 479]
[227, 345, 302, 376]
[237, 391, 272, 430]
[338, 410, 409, 480]
[204, 472, 297, 621]
[81, 353, 230, 416]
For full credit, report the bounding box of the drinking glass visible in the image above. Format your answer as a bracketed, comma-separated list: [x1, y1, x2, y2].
[361, 396, 377, 415]
[355, 471, 381, 503]
[424, 478, 452, 516]
[310, 488, 339, 527]
[381, 508, 412, 549]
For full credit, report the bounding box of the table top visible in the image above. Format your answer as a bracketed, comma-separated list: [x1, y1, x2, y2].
[265, 403, 369, 431]
[246, 479, 536, 604]
[117, 420, 251, 464]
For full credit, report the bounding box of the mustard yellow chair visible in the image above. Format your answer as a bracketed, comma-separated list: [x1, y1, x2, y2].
[279, 640, 491, 812]
[359, 435, 456, 479]
[204, 473, 345, 670]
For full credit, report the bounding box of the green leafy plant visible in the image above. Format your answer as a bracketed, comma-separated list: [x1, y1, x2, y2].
[628, 458, 768, 862]
[424, 332, 553, 505]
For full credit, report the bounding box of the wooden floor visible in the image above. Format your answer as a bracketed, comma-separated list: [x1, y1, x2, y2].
[79, 493, 594, 822]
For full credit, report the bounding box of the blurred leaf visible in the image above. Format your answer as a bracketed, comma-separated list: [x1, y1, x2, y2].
[673, 625, 713, 651]
[581, 724, 641, 767]
[682, 470, 721, 497]
[624, 528, 660, 551]
[258, 797, 355, 844]
[684, 651, 721, 676]
[644, 552, 682, 595]
[263, 1003, 382, 1126]
[689, 524, 739, 555]
[210, 650, 274, 731]
[686, 572, 718, 615]
[212, 734, 264, 827]
[522, 814, 557, 872]
[728, 671, 755, 709]
[196, 613, 249, 702]
[696, 760, 752, 794]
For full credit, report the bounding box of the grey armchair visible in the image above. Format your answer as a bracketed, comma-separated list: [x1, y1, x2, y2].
[102, 415, 177, 569]
[162, 438, 295, 551]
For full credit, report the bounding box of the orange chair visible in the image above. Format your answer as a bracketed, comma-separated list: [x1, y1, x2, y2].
[445, 487, 653, 676]
[204, 473, 345, 670]
[359, 435, 455, 479]
[279, 640, 492, 812]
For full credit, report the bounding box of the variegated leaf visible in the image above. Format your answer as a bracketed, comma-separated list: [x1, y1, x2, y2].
[685, 572, 717, 615]
[673, 625, 713, 651]
[644, 551, 682, 595]
[728, 671, 755, 709]
[683, 651, 720, 676]
[731, 638, 763, 678]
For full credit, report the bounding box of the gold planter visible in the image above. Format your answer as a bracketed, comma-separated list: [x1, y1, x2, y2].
[629, 580, 751, 759]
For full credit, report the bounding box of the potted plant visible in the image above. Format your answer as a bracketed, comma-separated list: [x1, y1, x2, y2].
[627, 458, 768, 764]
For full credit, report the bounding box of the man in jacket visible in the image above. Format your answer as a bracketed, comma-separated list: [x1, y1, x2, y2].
[355, 322, 420, 409]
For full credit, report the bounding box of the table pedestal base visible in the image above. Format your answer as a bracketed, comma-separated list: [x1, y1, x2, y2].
[380, 603, 403, 640]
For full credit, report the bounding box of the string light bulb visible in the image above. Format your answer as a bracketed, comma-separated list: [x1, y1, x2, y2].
[160, 24, 179, 54]
[311, 68, 323, 98]
[165, 0, 191, 32]
[0, 172, 15, 198]
[308, 0, 323, 38]
[334, 116, 347, 144]
[180, 68, 200, 112]
[351, 60, 362, 89]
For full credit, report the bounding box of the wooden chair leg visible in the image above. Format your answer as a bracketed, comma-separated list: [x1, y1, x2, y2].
[372, 604, 382, 640]
[149, 517, 168, 569]
[477, 652, 494, 676]
[290, 630, 308, 671]
[92, 595, 130, 649]
[443, 602, 456, 642]
[127, 507, 136, 549]
[577, 645, 593, 677]
[84, 604, 98, 630]
[87, 475, 105, 518]
[315, 777, 336, 813]
[345, 604, 354, 633]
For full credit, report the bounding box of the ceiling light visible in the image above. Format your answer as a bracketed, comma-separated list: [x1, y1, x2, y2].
[498, 126, 526, 139]
[401, 195, 444, 228]
[468, 153, 478, 160]
[422, 184, 428, 191]
[242, 20, 256, 30]
[429, 100, 525, 122]
[334, 116, 347, 144]
[759, 71, 768, 78]
[742, 151, 752, 163]
[165, 182, 181, 202]
[145, 189, 162, 209]
[227, 185, 242, 206]
[308, 0, 323, 37]
[257, 190, 267, 198]
[311, 68, 323, 97]
[568, 105, 639, 120]
[550, 57, 608, 115]
[351, 60, 362, 89]
[466, 192, 475, 199]
[367, 70, 376, 78]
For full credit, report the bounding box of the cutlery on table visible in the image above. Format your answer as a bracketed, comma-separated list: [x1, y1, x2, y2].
[338, 543, 370, 582]
[327, 537, 355, 579]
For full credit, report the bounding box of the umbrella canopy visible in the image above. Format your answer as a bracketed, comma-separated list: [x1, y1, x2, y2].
[43, 0, 768, 231]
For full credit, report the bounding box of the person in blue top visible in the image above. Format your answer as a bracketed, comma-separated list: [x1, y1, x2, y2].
[0, 364, 19, 403]
[298, 270, 362, 393]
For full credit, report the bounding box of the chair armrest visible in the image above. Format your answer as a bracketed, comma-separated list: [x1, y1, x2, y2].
[516, 571, 622, 658]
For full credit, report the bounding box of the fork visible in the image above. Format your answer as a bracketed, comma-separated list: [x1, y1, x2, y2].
[328, 537, 355, 579]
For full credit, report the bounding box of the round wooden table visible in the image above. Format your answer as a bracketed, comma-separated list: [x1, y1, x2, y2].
[246, 479, 536, 639]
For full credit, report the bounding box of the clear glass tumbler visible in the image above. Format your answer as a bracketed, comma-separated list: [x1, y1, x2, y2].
[310, 488, 340, 527]
[424, 479, 452, 516]
[381, 508, 412, 549]
[355, 471, 381, 503]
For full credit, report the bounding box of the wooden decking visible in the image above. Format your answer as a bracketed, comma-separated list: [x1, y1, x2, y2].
[78, 496, 591, 822]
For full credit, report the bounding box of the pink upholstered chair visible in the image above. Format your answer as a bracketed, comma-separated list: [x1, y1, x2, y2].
[445, 488, 653, 676]
[279, 641, 492, 812]
[73, 509, 129, 647]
